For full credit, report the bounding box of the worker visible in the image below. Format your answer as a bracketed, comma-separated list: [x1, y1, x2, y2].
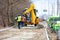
[35, 17, 39, 26]
[21, 15, 26, 26]
[26, 12, 31, 22]
[15, 15, 22, 29]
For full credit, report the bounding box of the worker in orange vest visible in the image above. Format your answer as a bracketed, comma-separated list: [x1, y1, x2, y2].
[21, 15, 26, 26]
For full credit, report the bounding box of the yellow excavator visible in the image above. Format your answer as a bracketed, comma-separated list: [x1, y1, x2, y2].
[23, 4, 40, 26]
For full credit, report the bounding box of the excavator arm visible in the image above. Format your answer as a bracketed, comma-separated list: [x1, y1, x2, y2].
[23, 4, 36, 24]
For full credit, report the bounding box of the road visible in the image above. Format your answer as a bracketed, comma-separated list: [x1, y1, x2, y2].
[0, 21, 57, 40]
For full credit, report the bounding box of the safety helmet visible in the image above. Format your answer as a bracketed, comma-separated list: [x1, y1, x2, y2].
[23, 8, 28, 12]
[25, 8, 28, 10]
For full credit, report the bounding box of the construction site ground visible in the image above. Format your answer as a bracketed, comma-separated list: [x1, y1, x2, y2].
[0, 21, 57, 40]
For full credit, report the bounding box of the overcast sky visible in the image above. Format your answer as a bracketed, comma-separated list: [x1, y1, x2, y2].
[31, 0, 57, 17]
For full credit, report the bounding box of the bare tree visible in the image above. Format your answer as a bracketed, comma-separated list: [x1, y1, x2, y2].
[7, 0, 10, 26]
[0, 10, 6, 27]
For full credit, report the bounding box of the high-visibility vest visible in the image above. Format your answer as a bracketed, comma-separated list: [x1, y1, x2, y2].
[17, 16, 21, 22]
[21, 16, 26, 22]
